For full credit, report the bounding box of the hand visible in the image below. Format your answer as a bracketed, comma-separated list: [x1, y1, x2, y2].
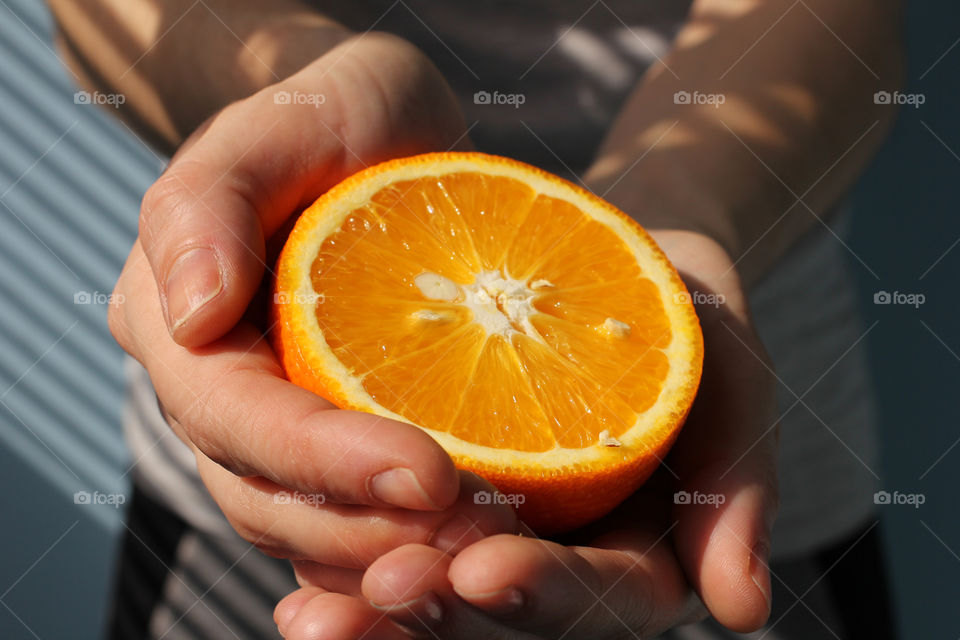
[274, 232, 780, 639]
[109, 32, 517, 572]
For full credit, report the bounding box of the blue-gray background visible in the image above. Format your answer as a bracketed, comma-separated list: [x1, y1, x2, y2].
[0, 1, 955, 638]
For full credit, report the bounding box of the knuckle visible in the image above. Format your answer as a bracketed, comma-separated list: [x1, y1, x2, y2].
[139, 174, 196, 252]
[273, 410, 330, 487]
[210, 478, 295, 559]
[184, 366, 271, 477]
[262, 402, 347, 496]
[181, 377, 241, 471]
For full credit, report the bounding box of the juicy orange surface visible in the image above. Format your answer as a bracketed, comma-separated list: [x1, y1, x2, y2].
[272, 152, 702, 534]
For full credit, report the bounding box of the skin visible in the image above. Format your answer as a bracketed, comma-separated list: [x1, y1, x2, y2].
[49, 0, 902, 637]
[107, 33, 522, 566]
[278, 233, 778, 638]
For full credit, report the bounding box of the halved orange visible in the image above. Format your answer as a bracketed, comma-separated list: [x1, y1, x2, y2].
[272, 152, 703, 534]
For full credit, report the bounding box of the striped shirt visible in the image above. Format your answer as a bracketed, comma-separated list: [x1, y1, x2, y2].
[124, 0, 880, 569]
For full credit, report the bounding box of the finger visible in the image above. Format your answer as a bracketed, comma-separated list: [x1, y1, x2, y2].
[275, 587, 326, 637]
[277, 587, 409, 640]
[291, 561, 364, 595]
[115, 242, 460, 509]
[139, 156, 266, 346]
[195, 458, 517, 568]
[670, 309, 779, 632]
[140, 33, 471, 347]
[139, 90, 349, 345]
[362, 544, 535, 640]
[138, 70, 355, 345]
[446, 532, 694, 639]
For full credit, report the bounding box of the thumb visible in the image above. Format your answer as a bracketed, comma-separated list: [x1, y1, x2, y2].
[673, 447, 778, 632]
[139, 33, 474, 346]
[139, 154, 267, 346]
[670, 307, 780, 632]
[138, 83, 350, 346]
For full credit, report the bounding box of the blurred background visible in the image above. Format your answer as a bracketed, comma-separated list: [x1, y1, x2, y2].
[0, 0, 955, 637]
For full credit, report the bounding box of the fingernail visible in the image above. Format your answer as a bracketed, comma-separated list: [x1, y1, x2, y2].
[452, 585, 524, 616]
[370, 591, 444, 626]
[368, 467, 438, 510]
[750, 539, 772, 612]
[164, 247, 222, 331]
[429, 514, 487, 554]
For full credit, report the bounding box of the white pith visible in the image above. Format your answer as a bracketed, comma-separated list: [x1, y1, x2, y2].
[415, 269, 546, 341]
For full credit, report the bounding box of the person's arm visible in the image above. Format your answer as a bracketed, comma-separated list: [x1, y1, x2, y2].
[585, 0, 903, 285]
[280, 2, 904, 638]
[49, 0, 520, 600]
[48, 0, 352, 153]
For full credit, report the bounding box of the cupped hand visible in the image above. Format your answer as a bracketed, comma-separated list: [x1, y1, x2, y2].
[110, 32, 518, 571]
[275, 232, 780, 639]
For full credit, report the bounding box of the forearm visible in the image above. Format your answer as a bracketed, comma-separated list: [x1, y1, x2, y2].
[585, 0, 903, 285]
[48, 0, 353, 152]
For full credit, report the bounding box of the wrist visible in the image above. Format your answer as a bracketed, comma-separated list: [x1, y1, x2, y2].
[584, 156, 740, 260]
[154, 19, 356, 152]
[261, 32, 469, 164]
[237, 21, 356, 92]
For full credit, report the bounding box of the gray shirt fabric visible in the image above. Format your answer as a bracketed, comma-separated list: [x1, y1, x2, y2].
[123, 0, 879, 561]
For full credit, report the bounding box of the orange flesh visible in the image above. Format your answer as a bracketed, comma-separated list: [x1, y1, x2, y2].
[310, 172, 672, 452]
